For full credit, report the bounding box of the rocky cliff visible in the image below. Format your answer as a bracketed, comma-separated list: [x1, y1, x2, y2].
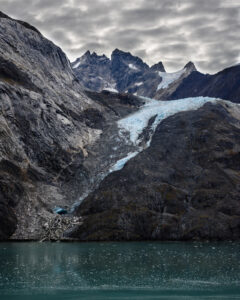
[0, 12, 103, 239]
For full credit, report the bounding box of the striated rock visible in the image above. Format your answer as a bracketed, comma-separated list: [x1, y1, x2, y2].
[70, 102, 240, 241]
[0, 12, 108, 239]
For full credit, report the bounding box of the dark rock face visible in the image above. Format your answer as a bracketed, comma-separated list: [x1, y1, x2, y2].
[72, 51, 114, 92]
[168, 65, 240, 103]
[150, 62, 166, 72]
[110, 49, 149, 91]
[70, 103, 240, 241]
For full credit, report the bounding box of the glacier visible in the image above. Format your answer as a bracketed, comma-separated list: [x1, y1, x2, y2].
[75, 96, 231, 207]
[118, 96, 220, 145]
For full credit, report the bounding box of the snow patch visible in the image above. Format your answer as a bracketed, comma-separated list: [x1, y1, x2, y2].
[135, 82, 143, 86]
[129, 63, 139, 71]
[72, 60, 82, 69]
[103, 87, 118, 93]
[157, 69, 185, 90]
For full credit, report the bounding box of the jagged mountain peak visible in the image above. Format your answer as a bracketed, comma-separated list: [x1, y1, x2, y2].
[72, 51, 110, 69]
[75, 50, 108, 61]
[184, 61, 197, 72]
[111, 49, 149, 70]
[72, 48, 203, 98]
[150, 61, 166, 72]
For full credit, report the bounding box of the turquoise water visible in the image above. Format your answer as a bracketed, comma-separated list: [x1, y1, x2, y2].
[0, 242, 240, 299]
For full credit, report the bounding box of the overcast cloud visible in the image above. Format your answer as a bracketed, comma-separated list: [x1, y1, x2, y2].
[1, 0, 239, 73]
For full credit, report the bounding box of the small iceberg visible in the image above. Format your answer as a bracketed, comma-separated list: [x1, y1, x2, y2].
[52, 207, 68, 215]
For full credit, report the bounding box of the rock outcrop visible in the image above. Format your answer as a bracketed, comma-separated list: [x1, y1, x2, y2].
[70, 102, 240, 241]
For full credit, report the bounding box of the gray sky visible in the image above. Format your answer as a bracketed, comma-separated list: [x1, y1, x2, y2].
[1, 0, 239, 73]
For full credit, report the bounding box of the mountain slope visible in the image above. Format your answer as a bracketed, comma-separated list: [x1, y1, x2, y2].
[168, 64, 240, 103]
[0, 12, 103, 239]
[0, 11, 148, 240]
[70, 101, 240, 241]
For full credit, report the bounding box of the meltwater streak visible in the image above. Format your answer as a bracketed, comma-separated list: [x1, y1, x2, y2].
[0, 242, 240, 300]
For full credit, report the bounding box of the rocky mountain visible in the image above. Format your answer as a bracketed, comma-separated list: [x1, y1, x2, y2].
[166, 64, 240, 103]
[72, 49, 197, 99]
[72, 50, 240, 104]
[0, 11, 240, 241]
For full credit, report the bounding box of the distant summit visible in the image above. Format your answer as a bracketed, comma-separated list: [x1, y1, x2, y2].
[72, 49, 199, 99]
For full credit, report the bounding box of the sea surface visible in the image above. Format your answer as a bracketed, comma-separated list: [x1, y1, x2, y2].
[0, 241, 239, 299]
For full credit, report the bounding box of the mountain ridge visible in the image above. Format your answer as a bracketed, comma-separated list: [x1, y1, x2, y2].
[72, 49, 240, 103]
[72, 49, 196, 98]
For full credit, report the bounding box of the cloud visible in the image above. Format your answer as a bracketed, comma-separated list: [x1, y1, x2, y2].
[0, 0, 239, 73]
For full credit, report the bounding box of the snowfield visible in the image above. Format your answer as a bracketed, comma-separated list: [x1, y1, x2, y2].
[157, 69, 185, 90]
